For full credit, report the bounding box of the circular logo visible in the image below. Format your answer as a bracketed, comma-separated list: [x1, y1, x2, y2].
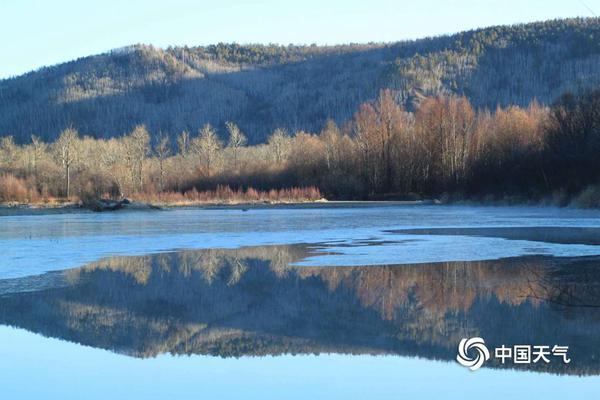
[456, 337, 490, 371]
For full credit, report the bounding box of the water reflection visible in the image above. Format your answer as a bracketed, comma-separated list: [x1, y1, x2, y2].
[1, 245, 600, 375]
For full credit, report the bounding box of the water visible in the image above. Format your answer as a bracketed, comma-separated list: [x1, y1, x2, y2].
[4, 204, 600, 278]
[1, 204, 600, 399]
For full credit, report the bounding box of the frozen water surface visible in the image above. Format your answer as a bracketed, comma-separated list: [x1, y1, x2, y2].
[2, 204, 600, 278]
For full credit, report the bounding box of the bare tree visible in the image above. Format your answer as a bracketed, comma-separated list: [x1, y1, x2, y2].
[0, 136, 18, 169]
[53, 128, 79, 198]
[30, 135, 46, 177]
[225, 121, 247, 169]
[124, 125, 150, 193]
[177, 130, 190, 158]
[192, 123, 222, 177]
[99, 138, 127, 198]
[374, 90, 407, 192]
[268, 128, 291, 164]
[155, 134, 171, 191]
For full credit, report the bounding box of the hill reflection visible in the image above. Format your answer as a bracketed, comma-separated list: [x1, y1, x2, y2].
[1, 245, 600, 375]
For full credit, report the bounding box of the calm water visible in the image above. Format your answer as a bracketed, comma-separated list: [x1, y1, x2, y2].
[2, 204, 600, 399]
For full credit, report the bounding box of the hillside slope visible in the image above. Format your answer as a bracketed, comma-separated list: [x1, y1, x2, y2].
[2, 17, 600, 143]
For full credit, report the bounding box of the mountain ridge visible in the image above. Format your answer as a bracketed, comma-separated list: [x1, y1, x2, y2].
[2, 17, 600, 143]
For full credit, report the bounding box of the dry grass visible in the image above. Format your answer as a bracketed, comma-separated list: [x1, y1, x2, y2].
[0, 178, 323, 208]
[132, 185, 323, 206]
[0, 173, 41, 203]
[0, 173, 75, 207]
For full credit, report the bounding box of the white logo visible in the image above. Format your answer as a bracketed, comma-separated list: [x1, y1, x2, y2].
[456, 337, 490, 371]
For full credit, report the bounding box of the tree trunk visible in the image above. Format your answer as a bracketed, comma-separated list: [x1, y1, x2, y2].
[65, 164, 70, 199]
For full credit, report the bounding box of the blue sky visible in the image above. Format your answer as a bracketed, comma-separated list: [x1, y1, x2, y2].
[1, 0, 598, 78]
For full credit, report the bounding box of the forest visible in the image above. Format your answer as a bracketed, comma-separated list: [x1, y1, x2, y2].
[2, 18, 600, 205]
[2, 18, 600, 144]
[1, 87, 600, 205]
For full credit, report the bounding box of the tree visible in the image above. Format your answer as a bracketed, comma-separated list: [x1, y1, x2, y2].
[99, 137, 127, 198]
[192, 123, 222, 177]
[0, 136, 18, 170]
[124, 125, 150, 193]
[268, 128, 291, 164]
[155, 134, 171, 191]
[177, 130, 190, 158]
[415, 96, 476, 191]
[225, 121, 247, 169]
[289, 131, 326, 186]
[354, 103, 379, 193]
[545, 89, 600, 192]
[54, 128, 79, 198]
[373, 90, 408, 192]
[320, 119, 342, 171]
[353, 90, 408, 193]
[30, 135, 46, 177]
[319, 120, 358, 196]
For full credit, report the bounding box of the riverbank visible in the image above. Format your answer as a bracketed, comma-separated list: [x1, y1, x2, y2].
[0, 199, 324, 216]
[0, 198, 449, 216]
[4, 189, 600, 216]
[0, 185, 330, 215]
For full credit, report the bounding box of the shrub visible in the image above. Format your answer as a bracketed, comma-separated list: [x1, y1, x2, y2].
[131, 185, 322, 205]
[0, 174, 32, 202]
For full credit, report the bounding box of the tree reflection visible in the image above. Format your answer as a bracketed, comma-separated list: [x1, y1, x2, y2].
[1, 245, 600, 375]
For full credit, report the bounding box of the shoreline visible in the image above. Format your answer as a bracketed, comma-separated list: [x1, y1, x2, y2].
[0, 199, 445, 217]
[3, 196, 599, 217]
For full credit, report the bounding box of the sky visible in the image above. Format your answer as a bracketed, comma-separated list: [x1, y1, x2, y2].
[0, 0, 598, 79]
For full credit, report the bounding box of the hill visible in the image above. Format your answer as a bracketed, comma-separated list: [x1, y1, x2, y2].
[2, 17, 600, 143]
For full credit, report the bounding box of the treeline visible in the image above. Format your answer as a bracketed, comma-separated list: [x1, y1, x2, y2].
[1, 88, 600, 204]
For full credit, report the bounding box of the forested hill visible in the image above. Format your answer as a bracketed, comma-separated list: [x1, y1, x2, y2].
[2, 17, 600, 144]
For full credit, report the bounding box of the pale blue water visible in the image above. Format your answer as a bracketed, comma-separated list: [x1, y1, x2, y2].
[2, 204, 600, 399]
[3, 204, 600, 278]
[1, 326, 596, 400]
